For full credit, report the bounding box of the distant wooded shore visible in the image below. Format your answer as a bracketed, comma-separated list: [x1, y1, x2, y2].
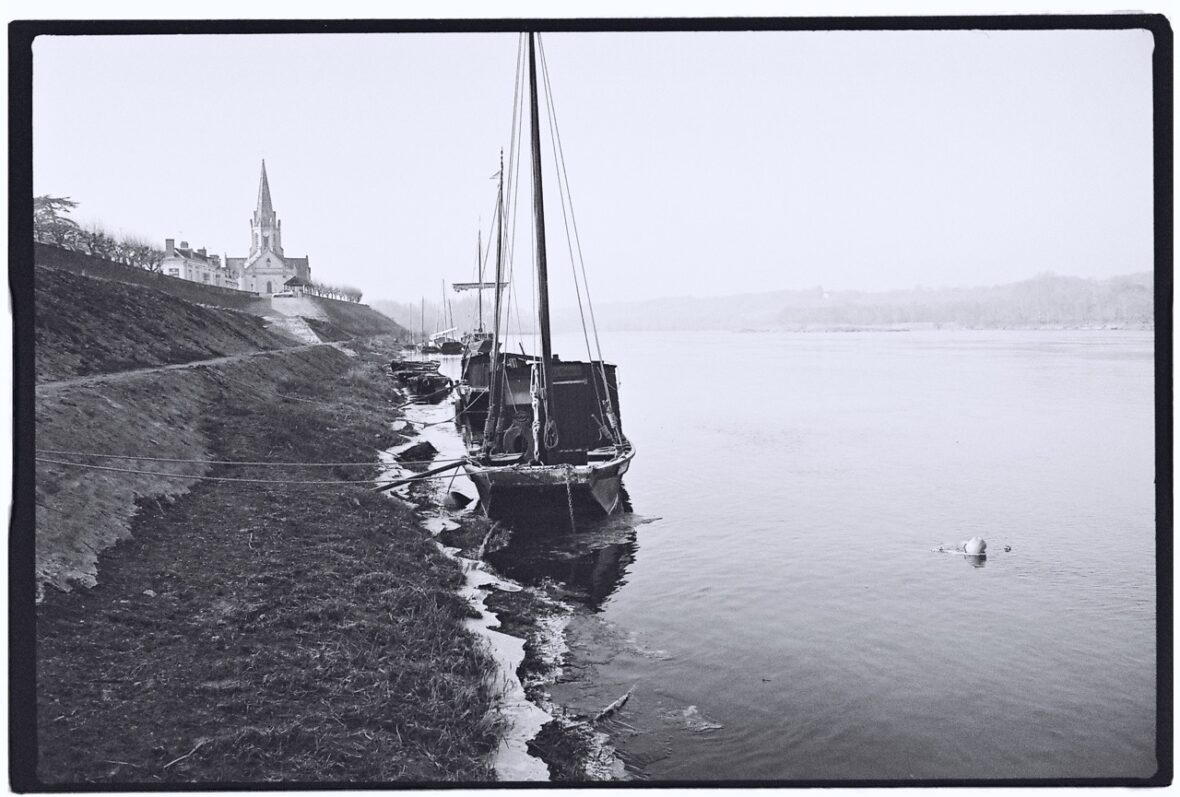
[374, 271, 1153, 334]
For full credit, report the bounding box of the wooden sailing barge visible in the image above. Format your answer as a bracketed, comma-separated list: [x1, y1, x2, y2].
[460, 33, 634, 518]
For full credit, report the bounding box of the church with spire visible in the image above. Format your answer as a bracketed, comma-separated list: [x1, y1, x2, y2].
[224, 160, 311, 295]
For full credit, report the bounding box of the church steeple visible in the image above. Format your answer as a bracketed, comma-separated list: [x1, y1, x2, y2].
[256, 159, 274, 217]
[249, 159, 283, 260]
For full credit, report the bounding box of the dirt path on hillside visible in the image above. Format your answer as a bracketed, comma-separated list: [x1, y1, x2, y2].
[34, 342, 348, 394]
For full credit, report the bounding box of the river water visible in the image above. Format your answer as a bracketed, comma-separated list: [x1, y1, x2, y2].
[436, 328, 1158, 782]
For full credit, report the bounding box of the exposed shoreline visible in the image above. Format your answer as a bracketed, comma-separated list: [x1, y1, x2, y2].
[377, 416, 554, 782]
[390, 395, 624, 782]
[33, 337, 510, 784]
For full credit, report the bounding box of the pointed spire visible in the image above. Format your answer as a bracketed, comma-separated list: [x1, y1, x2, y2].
[256, 159, 274, 216]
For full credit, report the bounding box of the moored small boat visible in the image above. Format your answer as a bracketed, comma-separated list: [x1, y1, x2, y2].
[435, 335, 463, 355]
[390, 359, 453, 403]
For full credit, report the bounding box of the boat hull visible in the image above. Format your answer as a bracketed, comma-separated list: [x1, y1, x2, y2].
[463, 446, 633, 519]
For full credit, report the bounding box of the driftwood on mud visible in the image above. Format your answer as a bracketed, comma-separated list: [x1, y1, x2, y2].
[474, 522, 500, 561]
[593, 685, 636, 723]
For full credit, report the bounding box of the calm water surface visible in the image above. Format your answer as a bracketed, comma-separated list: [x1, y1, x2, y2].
[457, 329, 1158, 781]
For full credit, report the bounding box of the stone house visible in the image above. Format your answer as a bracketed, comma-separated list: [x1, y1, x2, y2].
[160, 240, 233, 287]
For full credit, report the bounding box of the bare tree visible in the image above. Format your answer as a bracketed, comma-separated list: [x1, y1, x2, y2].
[303, 279, 361, 302]
[82, 223, 117, 260]
[121, 234, 165, 271]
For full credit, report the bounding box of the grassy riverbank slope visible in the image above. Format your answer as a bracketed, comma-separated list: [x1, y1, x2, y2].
[35, 265, 300, 383]
[30, 266, 498, 784]
[35, 265, 407, 383]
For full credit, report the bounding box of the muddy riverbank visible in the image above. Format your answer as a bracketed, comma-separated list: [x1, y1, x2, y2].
[31, 338, 503, 785]
[394, 395, 632, 782]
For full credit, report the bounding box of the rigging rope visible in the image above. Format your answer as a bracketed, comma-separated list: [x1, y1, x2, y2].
[536, 39, 607, 428]
[536, 37, 620, 437]
[505, 34, 528, 354]
[536, 37, 613, 371]
[479, 32, 529, 458]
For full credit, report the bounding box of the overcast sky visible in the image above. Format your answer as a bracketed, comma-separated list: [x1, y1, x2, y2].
[32, 27, 1154, 304]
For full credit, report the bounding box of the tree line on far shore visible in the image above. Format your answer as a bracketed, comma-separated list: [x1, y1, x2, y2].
[537, 271, 1153, 332]
[33, 194, 364, 303]
[769, 272, 1153, 329]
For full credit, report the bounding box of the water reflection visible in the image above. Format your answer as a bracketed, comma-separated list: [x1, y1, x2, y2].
[964, 554, 987, 569]
[486, 508, 646, 612]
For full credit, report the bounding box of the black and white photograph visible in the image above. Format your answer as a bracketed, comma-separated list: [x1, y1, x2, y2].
[10, 10, 1170, 789]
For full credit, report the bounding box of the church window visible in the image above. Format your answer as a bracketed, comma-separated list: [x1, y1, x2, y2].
[266, 281, 273, 293]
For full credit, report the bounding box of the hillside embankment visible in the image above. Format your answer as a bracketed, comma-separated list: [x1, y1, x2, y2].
[34, 247, 407, 380]
[34, 242, 269, 313]
[35, 266, 300, 383]
[31, 268, 496, 784]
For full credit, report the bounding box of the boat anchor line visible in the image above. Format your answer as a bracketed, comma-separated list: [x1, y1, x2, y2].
[564, 468, 576, 532]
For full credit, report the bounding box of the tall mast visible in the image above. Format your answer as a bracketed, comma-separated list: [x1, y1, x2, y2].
[527, 32, 553, 366]
[493, 151, 505, 342]
[477, 229, 484, 332]
[482, 151, 507, 456]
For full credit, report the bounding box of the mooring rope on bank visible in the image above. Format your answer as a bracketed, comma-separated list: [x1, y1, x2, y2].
[34, 448, 465, 469]
[34, 456, 468, 487]
[400, 416, 458, 429]
[391, 384, 455, 409]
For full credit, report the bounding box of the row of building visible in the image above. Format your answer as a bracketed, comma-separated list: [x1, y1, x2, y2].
[160, 160, 312, 296]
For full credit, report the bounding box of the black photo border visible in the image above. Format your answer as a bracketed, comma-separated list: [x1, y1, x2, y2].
[8, 13, 1173, 791]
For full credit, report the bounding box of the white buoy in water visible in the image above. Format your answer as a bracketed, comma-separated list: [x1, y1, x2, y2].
[963, 536, 987, 555]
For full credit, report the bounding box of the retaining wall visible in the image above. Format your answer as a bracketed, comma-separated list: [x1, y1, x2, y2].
[34, 243, 263, 312]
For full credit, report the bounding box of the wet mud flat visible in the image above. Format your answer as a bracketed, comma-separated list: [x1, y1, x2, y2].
[33, 339, 501, 785]
[434, 516, 621, 781]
